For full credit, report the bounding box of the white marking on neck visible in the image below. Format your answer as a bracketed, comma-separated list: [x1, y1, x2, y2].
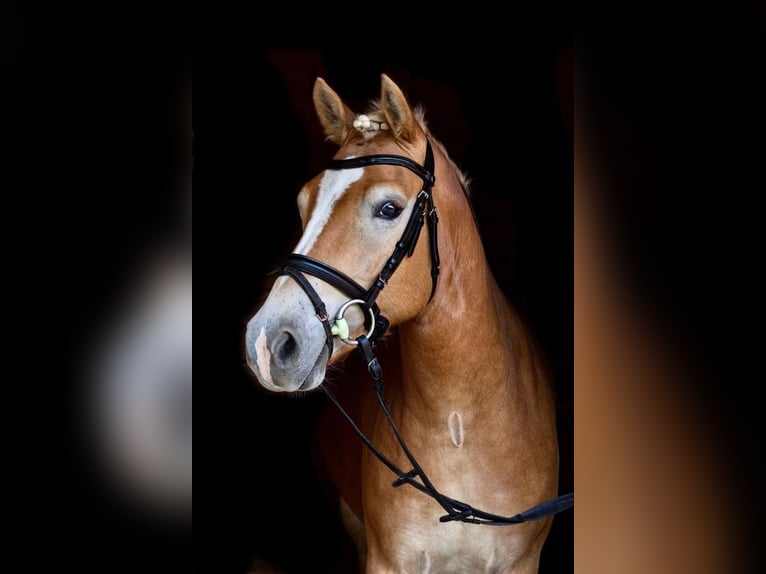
[419, 550, 431, 574]
[448, 411, 464, 448]
[254, 327, 273, 385]
[293, 165, 364, 255]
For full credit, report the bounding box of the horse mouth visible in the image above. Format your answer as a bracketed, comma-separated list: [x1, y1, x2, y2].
[295, 345, 329, 392]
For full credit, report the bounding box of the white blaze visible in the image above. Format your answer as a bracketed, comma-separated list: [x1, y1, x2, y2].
[448, 411, 464, 448]
[293, 166, 364, 255]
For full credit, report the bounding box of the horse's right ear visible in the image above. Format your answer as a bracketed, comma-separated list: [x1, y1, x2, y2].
[313, 77, 354, 145]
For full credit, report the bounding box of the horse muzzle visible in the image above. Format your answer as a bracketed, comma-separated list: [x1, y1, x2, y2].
[245, 312, 330, 393]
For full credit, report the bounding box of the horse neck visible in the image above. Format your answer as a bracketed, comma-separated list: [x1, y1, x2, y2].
[396, 141, 543, 422]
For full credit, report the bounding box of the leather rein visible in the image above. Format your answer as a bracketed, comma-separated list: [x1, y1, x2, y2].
[273, 139, 574, 526]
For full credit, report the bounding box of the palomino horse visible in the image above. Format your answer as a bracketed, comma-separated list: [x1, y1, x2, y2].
[246, 75, 563, 573]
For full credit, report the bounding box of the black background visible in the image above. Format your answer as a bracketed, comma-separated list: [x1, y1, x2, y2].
[4, 7, 191, 573]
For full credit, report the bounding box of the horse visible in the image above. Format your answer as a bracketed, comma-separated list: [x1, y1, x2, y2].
[245, 74, 561, 573]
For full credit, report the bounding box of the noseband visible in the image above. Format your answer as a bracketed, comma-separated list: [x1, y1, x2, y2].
[272, 138, 574, 526]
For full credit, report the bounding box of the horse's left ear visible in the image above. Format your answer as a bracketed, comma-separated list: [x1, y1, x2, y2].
[380, 74, 419, 143]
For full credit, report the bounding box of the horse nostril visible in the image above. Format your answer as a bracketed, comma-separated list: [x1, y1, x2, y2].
[275, 331, 298, 364]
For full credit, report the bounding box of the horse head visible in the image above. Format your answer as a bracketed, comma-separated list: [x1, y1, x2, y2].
[246, 75, 437, 392]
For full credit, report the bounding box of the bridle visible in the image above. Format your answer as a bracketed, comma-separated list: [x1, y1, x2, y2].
[278, 139, 439, 358]
[273, 139, 574, 526]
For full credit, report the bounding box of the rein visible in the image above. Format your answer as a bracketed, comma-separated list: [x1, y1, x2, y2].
[274, 139, 574, 526]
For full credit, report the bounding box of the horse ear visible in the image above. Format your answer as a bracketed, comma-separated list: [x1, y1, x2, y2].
[380, 74, 418, 143]
[313, 77, 353, 145]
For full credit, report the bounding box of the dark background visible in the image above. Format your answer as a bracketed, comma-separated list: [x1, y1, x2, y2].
[578, 20, 766, 570]
[201, 47, 573, 573]
[4, 8, 191, 573]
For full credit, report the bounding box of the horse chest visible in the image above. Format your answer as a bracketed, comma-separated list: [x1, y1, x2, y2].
[372, 515, 527, 573]
[361, 445, 535, 573]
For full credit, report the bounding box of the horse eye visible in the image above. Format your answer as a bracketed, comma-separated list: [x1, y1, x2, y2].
[377, 202, 403, 220]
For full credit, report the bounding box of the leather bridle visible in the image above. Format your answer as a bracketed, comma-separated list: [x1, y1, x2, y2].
[272, 139, 574, 526]
[276, 139, 439, 359]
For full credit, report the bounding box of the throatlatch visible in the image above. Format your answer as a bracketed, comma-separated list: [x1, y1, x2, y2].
[273, 138, 574, 526]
